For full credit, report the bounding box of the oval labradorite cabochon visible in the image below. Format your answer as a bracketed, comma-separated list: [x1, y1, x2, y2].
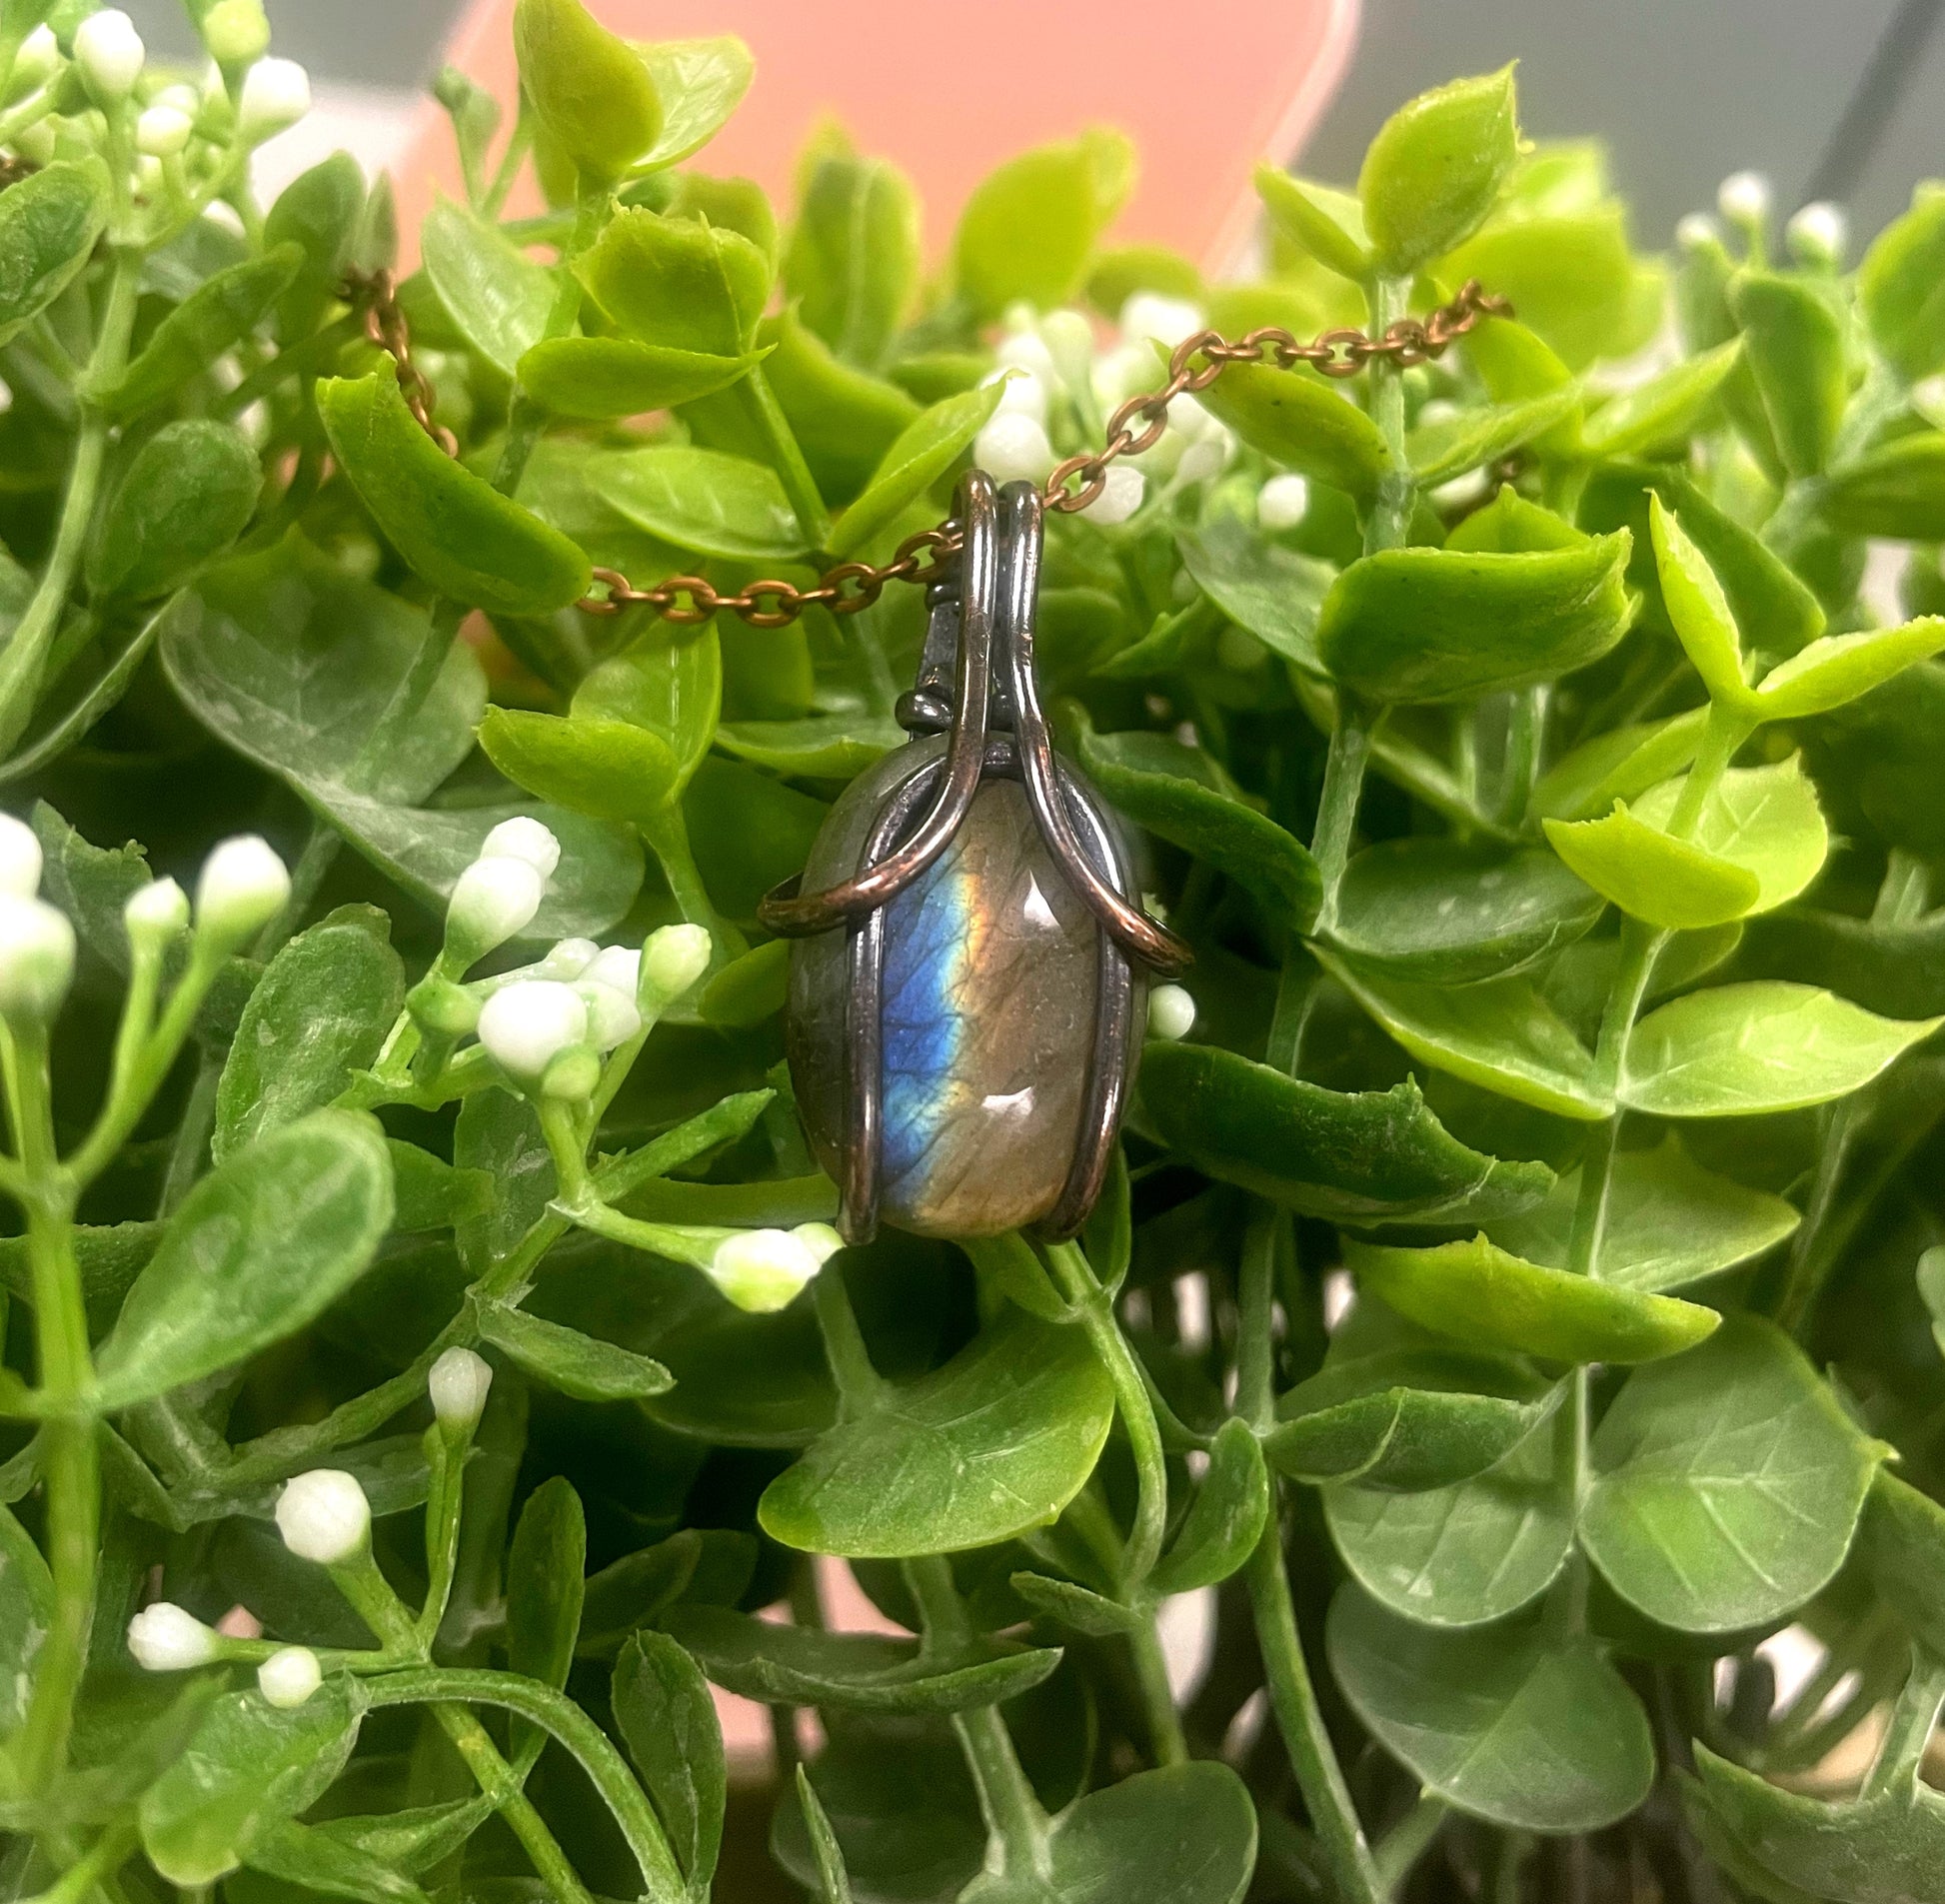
[787, 740, 1135, 1238]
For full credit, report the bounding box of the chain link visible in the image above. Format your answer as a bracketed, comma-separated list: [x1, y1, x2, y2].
[343, 274, 1511, 629]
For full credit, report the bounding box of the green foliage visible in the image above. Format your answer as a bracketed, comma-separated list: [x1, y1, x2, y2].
[1, 23, 1944, 1904]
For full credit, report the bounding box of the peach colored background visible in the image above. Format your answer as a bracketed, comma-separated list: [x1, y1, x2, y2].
[399, 0, 1360, 273]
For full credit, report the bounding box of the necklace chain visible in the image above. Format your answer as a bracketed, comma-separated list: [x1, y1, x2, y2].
[342, 267, 1512, 631]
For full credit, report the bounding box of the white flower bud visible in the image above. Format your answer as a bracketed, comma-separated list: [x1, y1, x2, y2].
[1175, 430, 1233, 487]
[1036, 310, 1095, 397]
[12, 25, 59, 88]
[135, 104, 192, 156]
[642, 923, 711, 1002]
[534, 937, 599, 980]
[575, 977, 642, 1050]
[1092, 341, 1153, 415]
[0, 813, 40, 898]
[1674, 212, 1720, 254]
[447, 857, 544, 961]
[1257, 473, 1310, 530]
[195, 835, 289, 948]
[201, 0, 271, 66]
[236, 56, 309, 141]
[127, 1601, 219, 1671]
[707, 1227, 823, 1313]
[994, 325, 1058, 383]
[586, 945, 640, 997]
[257, 1645, 322, 1708]
[974, 411, 1055, 484]
[1147, 983, 1196, 1040]
[1120, 292, 1204, 350]
[0, 895, 74, 1023]
[275, 1469, 371, 1565]
[125, 876, 189, 949]
[13, 120, 53, 164]
[987, 366, 1048, 424]
[791, 1222, 846, 1266]
[1081, 463, 1144, 525]
[480, 815, 562, 879]
[1716, 170, 1771, 231]
[476, 978, 588, 1079]
[134, 154, 164, 197]
[1786, 201, 1847, 266]
[429, 1345, 493, 1428]
[73, 10, 144, 99]
[153, 83, 201, 118]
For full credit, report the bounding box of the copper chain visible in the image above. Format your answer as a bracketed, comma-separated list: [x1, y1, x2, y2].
[342, 273, 1511, 630]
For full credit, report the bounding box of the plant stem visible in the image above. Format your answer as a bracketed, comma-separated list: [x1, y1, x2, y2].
[1311, 699, 1376, 929]
[1372, 1792, 1450, 1894]
[637, 800, 740, 954]
[809, 1266, 888, 1412]
[1127, 1619, 1189, 1765]
[1861, 1650, 1945, 1802]
[1364, 275, 1413, 557]
[735, 365, 829, 553]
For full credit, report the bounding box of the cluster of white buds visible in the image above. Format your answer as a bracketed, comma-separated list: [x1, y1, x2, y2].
[707, 1221, 845, 1313]
[275, 1468, 372, 1566]
[444, 818, 557, 969]
[0, 812, 72, 1026]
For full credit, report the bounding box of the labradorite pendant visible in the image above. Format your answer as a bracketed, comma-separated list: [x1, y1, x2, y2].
[758, 471, 1188, 1243]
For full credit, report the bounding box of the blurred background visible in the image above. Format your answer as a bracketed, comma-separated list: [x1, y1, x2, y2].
[116, 0, 1945, 253]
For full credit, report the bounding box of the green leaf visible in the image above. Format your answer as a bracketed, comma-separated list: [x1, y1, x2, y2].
[757, 308, 922, 508]
[1631, 758, 1828, 918]
[1316, 535, 1633, 704]
[1751, 619, 1945, 721]
[1532, 708, 1709, 824]
[1325, 1410, 1574, 1625]
[1193, 363, 1393, 501]
[1317, 951, 1610, 1120]
[214, 906, 403, 1163]
[520, 335, 765, 421]
[787, 136, 922, 368]
[1576, 340, 1743, 459]
[263, 155, 365, 340]
[589, 443, 804, 560]
[1729, 271, 1847, 479]
[1254, 167, 1370, 280]
[795, 1764, 856, 1904]
[420, 193, 553, 377]
[311, 1797, 496, 1880]
[1407, 386, 1581, 485]
[1175, 506, 1333, 673]
[1648, 493, 1747, 702]
[666, 1605, 1060, 1714]
[1857, 1469, 1945, 1658]
[1076, 723, 1319, 933]
[1446, 208, 1636, 371]
[317, 375, 592, 614]
[1137, 1043, 1553, 1225]
[88, 421, 259, 601]
[1010, 1571, 1140, 1636]
[477, 1305, 675, 1400]
[577, 206, 769, 356]
[1345, 1234, 1719, 1365]
[1269, 1347, 1557, 1491]
[1820, 433, 1945, 541]
[507, 1474, 585, 1699]
[387, 1140, 491, 1234]
[514, 0, 662, 180]
[93, 1111, 394, 1412]
[1331, 839, 1603, 982]
[1357, 68, 1520, 275]
[478, 708, 682, 823]
[636, 35, 754, 170]
[0, 1499, 52, 1736]
[573, 623, 720, 798]
[102, 245, 302, 416]
[953, 129, 1134, 319]
[1149, 1418, 1270, 1593]
[1860, 184, 1945, 383]
[713, 714, 905, 780]
[139, 1680, 365, 1886]
[1485, 1135, 1798, 1293]
[1581, 1315, 1886, 1632]
[1327, 1585, 1654, 1832]
[0, 159, 108, 349]
[760, 1311, 1114, 1557]
[613, 1630, 727, 1896]
[1544, 802, 1760, 931]
[829, 381, 1007, 559]
[1619, 982, 1941, 1117]
[1444, 485, 1583, 554]
[243, 1817, 430, 1904]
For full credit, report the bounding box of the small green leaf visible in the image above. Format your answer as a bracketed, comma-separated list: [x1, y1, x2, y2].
[1630, 757, 1829, 914]
[829, 381, 1007, 559]
[613, 1630, 727, 1895]
[0, 159, 109, 349]
[241, 1818, 430, 1904]
[1619, 981, 1941, 1117]
[795, 1764, 856, 1904]
[757, 308, 922, 507]
[1820, 433, 1945, 541]
[953, 129, 1134, 319]
[1860, 184, 1945, 383]
[1010, 1571, 1140, 1636]
[478, 708, 682, 823]
[1175, 506, 1333, 672]
[1577, 340, 1743, 459]
[1149, 1418, 1270, 1593]
[1345, 1234, 1720, 1365]
[1544, 802, 1761, 931]
[312, 1796, 495, 1880]
[1017, 1762, 1257, 1904]
[1407, 386, 1580, 485]
[420, 193, 553, 377]
[577, 206, 769, 356]
[1857, 1469, 1945, 1658]
[667, 1605, 1060, 1714]
[1729, 271, 1847, 479]
[636, 36, 754, 170]
[102, 245, 302, 416]
[514, 0, 662, 181]
[477, 1306, 675, 1400]
[1532, 708, 1709, 824]
[519, 336, 765, 421]
[1358, 68, 1520, 275]
[1583, 1316, 1886, 1632]
[1316, 535, 1634, 704]
[1446, 207, 1636, 371]
[760, 1311, 1114, 1557]
[1328, 1585, 1654, 1831]
[1076, 722, 1319, 933]
[589, 443, 805, 561]
[1137, 1043, 1553, 1225]
[1331, 838, 1603, 982]
[264, 155, 365, 341]
[1752, 619, 1945, 721]
[573, 623, 720, 798]
[1254, 167, 1370, 280]
[94, 1111, 394, 1412]
[88, 421, 259, 601]
[318, 375, 591, 614]
[787, 136, 921, 368]
[713, 714, 904, 780]
[0, 1499, 52, 1736]
[1648, 494, 1748, 703]
[1193, 363, 1393, 501]
[213, 906, 404, 1163]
